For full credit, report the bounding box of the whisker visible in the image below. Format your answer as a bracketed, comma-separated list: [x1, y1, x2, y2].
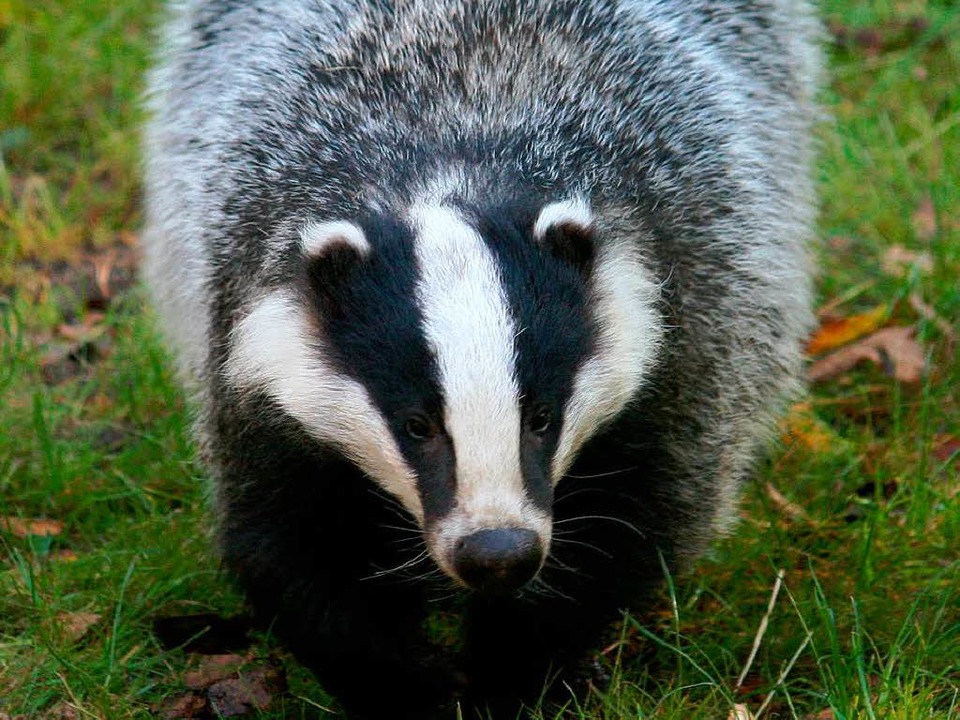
[551, 486, 610, 504]
[379, 523, 423, 536]
[361, 550, 430, 582]
[561, 466, 638, 481]
[524, 576, 575, 602]
[543, 554, 580, 573]
[554, 514, 646, 538]
[550, 536, 614, 559]
[427, 588, 462, 603]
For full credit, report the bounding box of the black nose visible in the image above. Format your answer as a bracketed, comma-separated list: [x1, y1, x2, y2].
[453, 528, 543, 593]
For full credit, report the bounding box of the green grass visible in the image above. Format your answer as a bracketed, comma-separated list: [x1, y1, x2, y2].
[1, 0, 958, 718]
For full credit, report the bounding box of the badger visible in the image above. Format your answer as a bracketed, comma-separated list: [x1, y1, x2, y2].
[142, 0, 820, 716]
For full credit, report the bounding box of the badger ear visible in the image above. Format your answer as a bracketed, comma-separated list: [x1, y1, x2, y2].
[300, 220, 370, 280]
[301, 220, 370, 286]
[533, 199, 595, 270]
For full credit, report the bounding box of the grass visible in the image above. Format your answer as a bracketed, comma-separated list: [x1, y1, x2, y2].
[1, 0, 958, 718]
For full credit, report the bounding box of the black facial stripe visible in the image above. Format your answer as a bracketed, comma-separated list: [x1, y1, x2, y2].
[306, 213, 456, 522]
[471, 200, 598, 508]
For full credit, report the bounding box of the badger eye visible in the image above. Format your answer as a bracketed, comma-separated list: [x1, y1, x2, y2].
[528, 407, 552, 436]
[405, 416, 434, 441]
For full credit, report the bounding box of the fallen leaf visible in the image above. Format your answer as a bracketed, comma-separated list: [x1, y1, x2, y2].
[39, 704, 78, 720]
[807, 327, 926, 384]
[728, 704, 755, 720]
[0, 517, 64, 538]
[933, 436, 960, 465]
[908, 293, 956, 341]
[881, 245, 933, 277]
[803, 711, 836, 720]
[826, 234, 855, 252]
[829, 17, 932, 55]
[911, 196, 937, 241]
[780, 403, 844, 454]
[206, 663, 285, 717]
[92, 250, 117, 304]
[156, 693, 208, 720]
[207, 680, 268, 717]
[806, 305, 888, 356]
[56, 611, 102, 643]
[184, 653, 247, 690]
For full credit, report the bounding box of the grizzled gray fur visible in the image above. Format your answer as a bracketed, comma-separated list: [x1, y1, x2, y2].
[143, 1, 820, 717]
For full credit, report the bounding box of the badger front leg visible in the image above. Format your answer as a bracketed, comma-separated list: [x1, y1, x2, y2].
[210, 418, 457, 717]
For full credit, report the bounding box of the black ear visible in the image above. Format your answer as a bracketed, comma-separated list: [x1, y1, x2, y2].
[533, 199, 595, 270]
[301, 220, 370, 304]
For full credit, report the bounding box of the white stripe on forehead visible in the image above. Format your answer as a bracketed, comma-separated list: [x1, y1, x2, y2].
[223, 289, 423, 521]
[409, 203, 529, 527]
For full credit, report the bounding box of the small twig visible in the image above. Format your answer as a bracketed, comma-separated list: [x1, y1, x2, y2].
[736, 569, 786, 689]
[755, 631, 814, 718]
[765, 482, 808, 522]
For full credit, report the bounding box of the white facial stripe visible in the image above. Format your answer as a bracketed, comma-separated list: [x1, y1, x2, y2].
[409, 203, 534, 530]
[300, 220, 369, 258]
[223, 290, 423, 521]
[533, 198, 593, 239]
[553, 241, 663, 480]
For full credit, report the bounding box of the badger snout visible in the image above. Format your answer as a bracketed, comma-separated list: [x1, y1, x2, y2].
[452, 528, 543, 593]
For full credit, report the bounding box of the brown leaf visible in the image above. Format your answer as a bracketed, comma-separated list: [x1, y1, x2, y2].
[808, 327, 926, 384]
[184, 653, 247, 690]
[206, 664, 285, 717]
[0, 516, 64, 538]
[881, 245, 933, 278]
[780, 402, 844, 453]
[911, 196, 937, 241]
[803, 711, 836, 720]
[56, 611, 102, 643]
[829, 17, 933, 55]
[806, 305, 887, 356]
[92, 250, 117, 302]
[933, 436, 960, 466]
[39, 704, 78, 720]
[156, 693, 208, 720]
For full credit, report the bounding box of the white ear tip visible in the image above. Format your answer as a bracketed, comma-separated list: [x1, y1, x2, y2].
[300, 220, 370, 258]
[533, 199, 593, 240]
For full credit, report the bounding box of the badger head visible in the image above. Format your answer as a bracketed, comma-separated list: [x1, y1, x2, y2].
[225, 198, 661, 593]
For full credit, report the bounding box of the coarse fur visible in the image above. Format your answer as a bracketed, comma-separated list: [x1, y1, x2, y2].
[142, 1, 821, 717]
